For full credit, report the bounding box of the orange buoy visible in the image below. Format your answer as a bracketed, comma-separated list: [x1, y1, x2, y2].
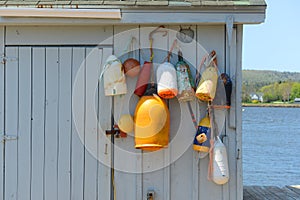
[134, 94, 170, 151]
[134, 61, 152, 97]
[123, 58, 141, 77]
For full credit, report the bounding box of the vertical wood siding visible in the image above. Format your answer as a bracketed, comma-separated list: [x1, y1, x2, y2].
[31, 47, 46, 200]
[5, 47, 19, 200]
[0, 26, 5, 200]
[1, 25, 241, 200]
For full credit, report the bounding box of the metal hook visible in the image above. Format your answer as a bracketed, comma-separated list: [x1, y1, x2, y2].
[148, 25, 168, 62]
[149, 25, 168, 40]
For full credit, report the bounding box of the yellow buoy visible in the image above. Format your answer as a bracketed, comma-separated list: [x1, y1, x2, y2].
[134, 95, 170, 151]
[193, 116, 211, 153]
[195, 66, 218, 102]
[118, 114, 134, 133]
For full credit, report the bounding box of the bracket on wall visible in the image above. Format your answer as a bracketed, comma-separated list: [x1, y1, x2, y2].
[106, 125, 127, 138]
[1, 134, 18, 143]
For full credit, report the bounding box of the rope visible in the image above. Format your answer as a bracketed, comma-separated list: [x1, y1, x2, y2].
[187, 102, 198, 130]
[149, 38, 154, 63]
[164, 39, 178, 62]
[195, 50, 218, 86]
[207, 103, 215, 181]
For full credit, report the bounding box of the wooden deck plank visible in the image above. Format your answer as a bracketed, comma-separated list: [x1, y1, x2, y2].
[284, 186, 300, 200]
[244, 186, 300, 200]
[286, 186, 300, 196]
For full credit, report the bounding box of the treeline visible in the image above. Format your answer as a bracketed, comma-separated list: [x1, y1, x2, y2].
[243, 81, 300, 103]
[242, 70, 300, 103]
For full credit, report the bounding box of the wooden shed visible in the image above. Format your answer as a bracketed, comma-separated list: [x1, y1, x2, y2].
[0, 1, 266, 200]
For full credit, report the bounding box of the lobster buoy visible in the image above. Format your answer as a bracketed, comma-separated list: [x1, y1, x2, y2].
[175, 51, 195, 102]
[118, 114, 134, 133]
[123, 58, 140, 77]
[212, 136, 229, 185]
[157, 62, 178, 99]
[134, 61, 152, 97]
[134, 94, 170, 151]
[103, 55, 127, 96]
[220, 73, 232, 107]
[193, 116, 211, 154]
[195, 65, 218, 102]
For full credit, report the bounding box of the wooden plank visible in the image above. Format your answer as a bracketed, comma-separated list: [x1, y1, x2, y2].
[284, 186, 300, 199]
[4, 47, 18, 200]
[193, 31, 207, 199]
[0, 25, 4, 200]
[169, 102, 196, 200]
[224, 26, 237, 200]
[31, 47, 46, 200]
[228, 32, 237, 130]
[243, 186, 256, 200]
[6, 26, 113, 46]
[71, 47, 85, 200]
[168, 25, 197, 200]
[17, 47, 32, 200]
[197, 25, 225, 200]
[139, 25, 168, 200]
[245, 186, 288, 200]
[0, 8, 121, 19]
[286, 186, 300, 196]
[44, 47, 59, 200]
[57, 47, 72, 200]
[113, 25, 141, 200]
[97, 47, 112, 200]
[83, 47, 99, 200]
[235, 24, 244, 200]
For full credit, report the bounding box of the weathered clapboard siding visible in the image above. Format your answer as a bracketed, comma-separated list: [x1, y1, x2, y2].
[1, 25, 242, 200]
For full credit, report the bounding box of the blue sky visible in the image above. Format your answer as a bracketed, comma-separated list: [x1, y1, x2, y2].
[243, 0, 300, 72]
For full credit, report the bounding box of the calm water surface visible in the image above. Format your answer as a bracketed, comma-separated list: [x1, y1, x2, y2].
[243, 107, 300, 186]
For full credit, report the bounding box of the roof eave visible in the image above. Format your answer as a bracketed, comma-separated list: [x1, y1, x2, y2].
[0, 4, 266, 25]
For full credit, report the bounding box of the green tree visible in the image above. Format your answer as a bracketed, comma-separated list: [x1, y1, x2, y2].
[242, 84, 251, 102]
[291, 82, 300, 100]
[279, 82, 293, 102]
[260, 84, 279, 102]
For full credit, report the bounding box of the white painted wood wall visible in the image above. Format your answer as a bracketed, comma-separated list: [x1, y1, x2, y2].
[0, 25, 243, 200]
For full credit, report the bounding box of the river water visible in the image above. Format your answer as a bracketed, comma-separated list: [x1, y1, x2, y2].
[242, 107, 300, 186]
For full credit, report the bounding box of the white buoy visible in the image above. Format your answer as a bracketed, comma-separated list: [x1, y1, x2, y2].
[212, 136, 229, 185]
[102, 55, 127, 96]
[156, 62, 178, 99]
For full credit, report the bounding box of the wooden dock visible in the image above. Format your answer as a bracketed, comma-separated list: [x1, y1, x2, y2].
[244, 185, 300, 200]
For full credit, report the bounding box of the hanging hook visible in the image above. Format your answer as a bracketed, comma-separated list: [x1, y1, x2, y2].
[209, 50, 218, 67]
[149, 25, 168, 40]
[149, 25, 168, 62]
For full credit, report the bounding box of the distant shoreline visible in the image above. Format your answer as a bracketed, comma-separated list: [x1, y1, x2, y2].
[242, 103, 300, 108]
